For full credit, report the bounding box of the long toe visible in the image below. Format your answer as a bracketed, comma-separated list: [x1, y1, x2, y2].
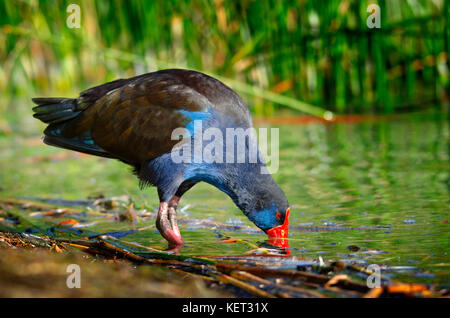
[168, 206, 181, 239]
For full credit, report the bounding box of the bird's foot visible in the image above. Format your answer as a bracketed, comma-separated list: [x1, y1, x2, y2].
[156, 200, 183, 248]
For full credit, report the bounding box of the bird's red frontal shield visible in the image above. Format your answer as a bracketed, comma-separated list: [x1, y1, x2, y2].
[267, 207, 290, 238]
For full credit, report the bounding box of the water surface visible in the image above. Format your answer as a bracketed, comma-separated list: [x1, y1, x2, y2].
[0, 112, 448, 285]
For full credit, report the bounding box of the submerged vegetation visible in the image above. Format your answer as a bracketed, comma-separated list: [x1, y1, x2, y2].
[0, 197, 447, 298]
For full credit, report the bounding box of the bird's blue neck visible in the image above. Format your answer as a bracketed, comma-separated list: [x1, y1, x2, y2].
[184, 161, 269, 214]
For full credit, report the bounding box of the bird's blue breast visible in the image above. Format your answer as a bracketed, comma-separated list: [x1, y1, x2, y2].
[145, 107, 253, 202]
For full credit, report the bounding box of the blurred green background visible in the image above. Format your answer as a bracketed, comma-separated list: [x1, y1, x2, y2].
[0, 0, 448, 132]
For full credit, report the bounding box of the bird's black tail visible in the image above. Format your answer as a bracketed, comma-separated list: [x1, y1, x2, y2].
[32, 98, 81, 124]
[31, 97, 115, 159]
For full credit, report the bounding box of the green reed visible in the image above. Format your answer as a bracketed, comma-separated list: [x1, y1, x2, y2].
[0, 0, 448, 124]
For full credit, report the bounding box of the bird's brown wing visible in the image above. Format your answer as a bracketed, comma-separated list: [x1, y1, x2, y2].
[57, 71, 213, 164]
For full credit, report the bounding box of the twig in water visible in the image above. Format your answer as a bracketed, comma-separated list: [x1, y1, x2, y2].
[213, 272, 277, 298]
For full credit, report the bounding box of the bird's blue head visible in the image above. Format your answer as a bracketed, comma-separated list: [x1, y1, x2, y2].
[248, 204, 289, 231]
[242, 179, 290, 247]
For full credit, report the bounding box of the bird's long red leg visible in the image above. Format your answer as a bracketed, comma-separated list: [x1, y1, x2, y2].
[156, 199, 183, 248]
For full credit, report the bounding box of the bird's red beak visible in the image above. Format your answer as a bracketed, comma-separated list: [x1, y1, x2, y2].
[266, 207, 290, 248]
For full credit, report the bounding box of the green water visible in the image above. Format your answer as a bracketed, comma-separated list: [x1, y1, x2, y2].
[0, 112, 448, 285]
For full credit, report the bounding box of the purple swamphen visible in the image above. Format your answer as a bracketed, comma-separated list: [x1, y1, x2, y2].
[32, 69, 290, 249]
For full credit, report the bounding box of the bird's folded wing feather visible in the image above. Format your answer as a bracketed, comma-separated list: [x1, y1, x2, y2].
[59, 72, 213, 164]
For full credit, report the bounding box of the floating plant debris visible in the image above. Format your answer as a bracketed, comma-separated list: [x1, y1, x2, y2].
[347, 245, 360, 252]
[0, 197, 447, 298]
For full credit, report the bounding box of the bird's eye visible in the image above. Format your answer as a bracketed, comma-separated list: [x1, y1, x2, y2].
[275, 212, 281, 220]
